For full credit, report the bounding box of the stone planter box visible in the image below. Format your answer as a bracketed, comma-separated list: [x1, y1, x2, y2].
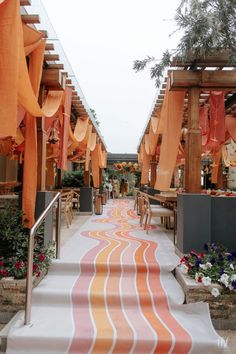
[0, 270, 47, 324]
[176, 266, 236, 330]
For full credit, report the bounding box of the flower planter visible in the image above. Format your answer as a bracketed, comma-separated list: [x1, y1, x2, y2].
[176, 266, 236, 330]
[0, 269, 47, 324]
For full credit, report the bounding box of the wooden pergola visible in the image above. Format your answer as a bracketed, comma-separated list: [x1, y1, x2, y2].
[0, 0, 107, 226]
[138, 52, 236, 193]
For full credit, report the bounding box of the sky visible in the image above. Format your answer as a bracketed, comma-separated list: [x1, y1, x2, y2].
[40, 0, 181, 153]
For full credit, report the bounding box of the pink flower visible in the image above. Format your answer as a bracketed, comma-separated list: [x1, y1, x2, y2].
[197, 276, 202, 283]
[33, 263, 38, 271]
[36, 271, 41, 278]
[0, 260, 4, 267]
[38, 254, 45, 262]
[15, 261, 23, 270]
[0, 269, 8, 277]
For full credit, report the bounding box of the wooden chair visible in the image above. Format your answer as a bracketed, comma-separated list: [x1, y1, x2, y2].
[143, 194, 174, 234]
[72, 190, 80, 211]
[61, 191, 73, 228]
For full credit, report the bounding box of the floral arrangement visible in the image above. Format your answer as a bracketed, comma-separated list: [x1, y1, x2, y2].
[0, 205, 55, 280]
[113, 162, 140, 173]
[180, 243, 236, 298]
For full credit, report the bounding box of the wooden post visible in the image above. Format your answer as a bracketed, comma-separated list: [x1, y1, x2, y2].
[37, 87, 46, 191]
[84, 169, 90, 187]
[184, 88, 201, 193]
[99, 168, 103, 188]
[150, 156, 157, 188]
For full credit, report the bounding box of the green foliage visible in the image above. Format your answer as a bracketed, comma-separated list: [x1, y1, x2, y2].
[133, 0, 236, 86]
[0, 205, 55, 279]
[0, 206, 28, 259]
[62, 170, 84, 187]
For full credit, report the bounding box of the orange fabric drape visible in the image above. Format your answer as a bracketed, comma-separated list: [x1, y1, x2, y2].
[22, 40, 45, 227]
[155, 90, 185, 191]
[43, 91, 64, 121]
[74, 118, 89, 142]
[150, 111, 160, 134]
[144, 134, 150, 155]
[225, 115, 236, 142]
[58, 87, 72, 170]
[141, 142, 151, 185]
[85, 125, 93, 171]
[98, 143, 107, 168]
[157, 87, 169, 135]
[91, 143, 100, 188]
[23, 23, 44, 56]
[88, 132, 97, 152]
[148, 127, 159, 156]
[208, 91, 225, 145]
[211, 149, 222, 184]
[199, 105, 209, 146]
[0, 0, 19, 137]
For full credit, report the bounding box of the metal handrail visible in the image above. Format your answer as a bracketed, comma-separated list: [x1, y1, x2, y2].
[24, 192, 61, 325]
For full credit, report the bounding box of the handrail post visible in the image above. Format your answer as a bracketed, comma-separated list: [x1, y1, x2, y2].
[24, 192, 61, 325]
[56, 196, 61, 259]
[24, 228, 35, 325]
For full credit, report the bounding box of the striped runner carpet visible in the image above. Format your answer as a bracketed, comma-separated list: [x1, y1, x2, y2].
[6, 199, 224, 354]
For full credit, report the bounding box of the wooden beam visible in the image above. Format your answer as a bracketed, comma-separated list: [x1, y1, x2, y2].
[41, 69, 65, 90]
[170, 70, 236, 90]
[44, 54, 60, 61]
[21, 14, 40, 24]
[20, 0, 31, 5]
[47, 64, 64, 70]
[66, 84, 75, 90]
[39, 30, 48, 38]
[45, 43, 55, 51]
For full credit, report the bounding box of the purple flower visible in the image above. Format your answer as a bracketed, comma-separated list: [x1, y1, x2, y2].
[210, 257, 216, 265]
[227, 254, 234, 262]
[231, 280, 236, 290]
[195, 260, 202, 269]
[220, 267, 225, 275]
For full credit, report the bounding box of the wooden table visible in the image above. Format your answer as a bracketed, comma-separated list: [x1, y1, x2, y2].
[154, 193, 177, 204]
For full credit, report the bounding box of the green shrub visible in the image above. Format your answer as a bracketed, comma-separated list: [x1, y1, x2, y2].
[62, 170, 84, 187]
[0, 206, 55, 280]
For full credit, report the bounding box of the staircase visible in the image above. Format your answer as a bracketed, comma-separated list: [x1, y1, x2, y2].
[1, 200, 223, 354]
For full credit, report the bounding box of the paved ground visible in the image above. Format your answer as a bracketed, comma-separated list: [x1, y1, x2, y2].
[1, 206, 236, 353]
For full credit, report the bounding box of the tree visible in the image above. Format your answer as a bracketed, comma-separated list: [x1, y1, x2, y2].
[133, 0, 236, 87]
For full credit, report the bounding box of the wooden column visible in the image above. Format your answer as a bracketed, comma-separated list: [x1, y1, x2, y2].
[37, 87, 46, 191]
[99, 168, 103, 188]
[150, 156, 157, 188]
[184, 88, 201, 193]
[84, 169, 90, 187]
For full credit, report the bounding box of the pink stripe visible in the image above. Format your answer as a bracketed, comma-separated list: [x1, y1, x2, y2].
[121, 239, 157, 353]
[68, 237, 109, 354]
[145, 243, 192, 353]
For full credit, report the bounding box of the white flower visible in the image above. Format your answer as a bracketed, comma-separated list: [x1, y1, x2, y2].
[220, 273, 229, 286]
[195, 272, 199, 281]
[230, 264, 234, 271]
[206, 262, 212, 269]
[199, 263, 207, 270]
[231, 274, 236, 282]
[202, 276, 212, 286]
[211, 287, 220, 298]
[199, 262, 212, 270]
[180, 264, 188, 274]
[228, 284, 234, 291]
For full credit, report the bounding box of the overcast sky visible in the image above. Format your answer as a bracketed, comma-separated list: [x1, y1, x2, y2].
[41, 0, 181, 153]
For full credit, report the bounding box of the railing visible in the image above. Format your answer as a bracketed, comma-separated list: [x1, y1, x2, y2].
[24, 192, 61, 325]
